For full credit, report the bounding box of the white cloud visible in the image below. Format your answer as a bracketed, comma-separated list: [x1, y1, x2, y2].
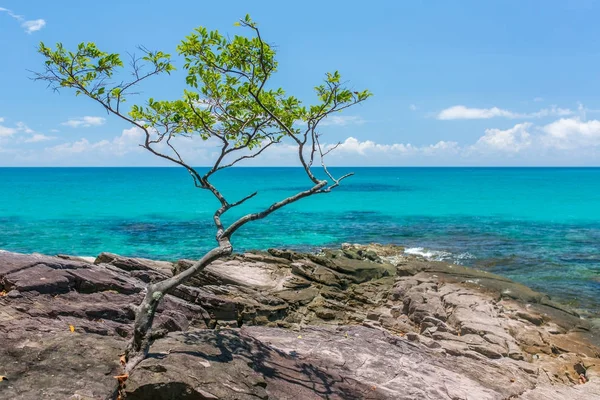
[21, 19, 46, 34]
[541, 117, 600, 149]
[48, 126, 144, 156]
[49, 139, 95, 154]
[0, 125, 17, 137]
[325, 137, 459, 158]
[333, 137, 411, 155]
[0, 7, 46, 34]
[527, 106, 573, 119]
[421, 140, 461, 154]
[0, 7, 22, 20]
[6, 110, 600, 166]
[437, 105, 573, 120]
[0, 119, 58, 144]
[534, 97, 544, 102]
[438, 105, 518, 120]
[61, 116, 106, 128]
[409, 104, 417, 111]
[319, 115, 365, 126]
[0, 117, 13, 137]
[25, 134, 55, 143]
[473, 123, 532, 152]
[16, 122, 34, 134]
[0, 119, 33, 137]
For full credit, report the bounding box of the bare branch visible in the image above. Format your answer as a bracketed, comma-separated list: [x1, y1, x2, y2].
[222, 180, 327, 239]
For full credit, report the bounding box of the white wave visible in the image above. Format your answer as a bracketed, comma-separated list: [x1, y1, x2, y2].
[456, 252, 476, 261]
[404, 247, 453, 261]
[404, 247, 475, 265]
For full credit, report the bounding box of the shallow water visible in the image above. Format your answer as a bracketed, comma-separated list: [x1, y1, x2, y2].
[0, 167, 598, 315]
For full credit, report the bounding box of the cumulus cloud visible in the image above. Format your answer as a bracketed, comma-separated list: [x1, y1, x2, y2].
[409, 104, 417, 111]
[437, 105, 573, 120]
[0, 117, 17, 137]
[474, 123, 532, 152]
[6, 108, 600, 166]
[0, 119, 35, 137]
[48, 126, 145, 156]
[322, 137, 460, 159]
[234, 137, 461, 167]
[0, 118, 58, 147]
[0, 7, 46, 34]
[61, 116, 106, 128]
[541, 117, 600, 149]
[333, 137, 413, 155]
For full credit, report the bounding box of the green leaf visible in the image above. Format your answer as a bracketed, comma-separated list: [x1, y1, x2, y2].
[35, 17, 371, 180]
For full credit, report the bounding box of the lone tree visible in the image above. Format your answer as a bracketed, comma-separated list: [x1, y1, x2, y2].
[35, 15, 371, 372]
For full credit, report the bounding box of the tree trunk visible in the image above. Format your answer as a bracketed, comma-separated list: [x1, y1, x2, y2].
[124, 241, 233, 373]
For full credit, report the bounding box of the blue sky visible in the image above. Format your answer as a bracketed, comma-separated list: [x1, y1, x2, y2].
[1, 0, 600, 166]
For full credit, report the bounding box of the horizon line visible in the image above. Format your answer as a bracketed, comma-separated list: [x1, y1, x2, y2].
[1, 165, 600, 168]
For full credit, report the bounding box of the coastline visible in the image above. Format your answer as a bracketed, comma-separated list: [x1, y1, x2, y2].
[1, 244, 599, 399]
[3, 167, 600, 317]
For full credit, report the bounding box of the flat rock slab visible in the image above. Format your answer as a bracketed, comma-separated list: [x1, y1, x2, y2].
[0, 331, 123, 399]
[125, 327, 387, 400]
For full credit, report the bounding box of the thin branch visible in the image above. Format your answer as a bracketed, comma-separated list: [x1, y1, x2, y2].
[221, 180, 327, 239]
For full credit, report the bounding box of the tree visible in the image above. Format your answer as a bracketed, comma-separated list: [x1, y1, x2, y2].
[34, 15, 371, 373]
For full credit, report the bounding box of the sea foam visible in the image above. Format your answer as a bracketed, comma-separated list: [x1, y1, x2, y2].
[404, 247, 474, 265]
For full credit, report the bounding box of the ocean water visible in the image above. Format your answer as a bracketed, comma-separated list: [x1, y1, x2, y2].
[1, 167, 599, 315]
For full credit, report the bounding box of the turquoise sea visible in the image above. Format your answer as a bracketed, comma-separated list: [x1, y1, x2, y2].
[1, 167, 599, 316]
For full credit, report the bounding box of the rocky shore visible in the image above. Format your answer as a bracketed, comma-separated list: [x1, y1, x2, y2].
[0, 244, 599, 399]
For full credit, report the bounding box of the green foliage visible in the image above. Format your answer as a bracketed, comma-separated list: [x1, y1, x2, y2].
[37, 42, 173, 108]
[36, 15, 371, 156]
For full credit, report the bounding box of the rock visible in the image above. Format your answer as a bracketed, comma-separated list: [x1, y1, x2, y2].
[0, 331, 123, 399]
[95, 252, 174, 276]
[516, 310, 545, 326]
[124, 328, 379, 400]
[315, 307, 338, 320]
[1, 245, 600, 399]
[56, 254, 95, 264]
[273, 287, 319, 305]
[68, 266, 140, 294]
[3, 264, 73, 294]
